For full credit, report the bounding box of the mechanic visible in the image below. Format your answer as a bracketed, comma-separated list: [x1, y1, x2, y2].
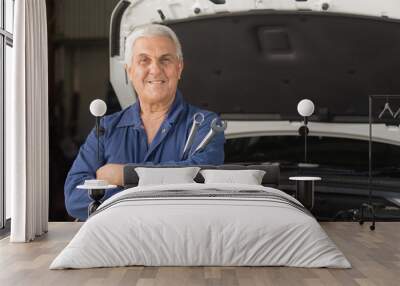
[65, 24, 225, 221]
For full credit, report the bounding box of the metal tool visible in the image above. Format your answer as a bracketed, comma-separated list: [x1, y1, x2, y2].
[182, 112, 205, 159]
[192, 117, 227, 155]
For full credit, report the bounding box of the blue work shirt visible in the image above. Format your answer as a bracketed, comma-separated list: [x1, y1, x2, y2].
[64, 91, 225, 220]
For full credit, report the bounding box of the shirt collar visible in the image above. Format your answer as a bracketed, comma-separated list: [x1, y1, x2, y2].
[116, 90, 185, 128]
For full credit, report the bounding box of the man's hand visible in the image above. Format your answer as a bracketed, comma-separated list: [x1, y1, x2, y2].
[96, 163, 124, 186]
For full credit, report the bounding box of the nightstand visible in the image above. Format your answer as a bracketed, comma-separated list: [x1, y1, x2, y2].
[77, 180, 116, 216]
[289, 176, 321, 210]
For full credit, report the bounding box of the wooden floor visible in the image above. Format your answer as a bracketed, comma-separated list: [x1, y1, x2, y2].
[0, 222, 399, 286]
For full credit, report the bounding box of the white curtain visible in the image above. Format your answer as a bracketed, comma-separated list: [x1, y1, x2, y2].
[7, 0, 49, 242]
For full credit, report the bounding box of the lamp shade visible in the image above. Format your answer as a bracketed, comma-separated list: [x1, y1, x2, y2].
[297, 99, 315, 117]
[90, 99, 107, 117]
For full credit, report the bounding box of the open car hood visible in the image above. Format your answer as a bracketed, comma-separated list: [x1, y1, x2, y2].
[109, 0, 400, 145]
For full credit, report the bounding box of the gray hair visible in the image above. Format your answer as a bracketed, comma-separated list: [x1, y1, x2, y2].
[124, 24, 183, 67]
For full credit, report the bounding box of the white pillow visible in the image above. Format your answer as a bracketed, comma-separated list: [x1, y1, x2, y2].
[200, 169, 266, 185]
[135, 167, 201, 186]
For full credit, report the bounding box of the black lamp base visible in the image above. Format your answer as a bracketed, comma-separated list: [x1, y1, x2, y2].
[295, 180, 315, 210]
[87, 188, 106, 216]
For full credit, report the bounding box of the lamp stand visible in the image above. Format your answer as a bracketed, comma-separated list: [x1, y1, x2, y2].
[297, 118, 319, 169]
[359, 94, 400, 230]
[95, 116, 105, 162]
[359, 96, 378, 230]
[304, 116, 308, 163]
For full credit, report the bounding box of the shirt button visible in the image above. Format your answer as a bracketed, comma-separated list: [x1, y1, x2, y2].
[162, 128, 166, 133]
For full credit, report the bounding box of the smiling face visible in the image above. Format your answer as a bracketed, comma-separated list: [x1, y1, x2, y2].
[126, 36, 184, 107]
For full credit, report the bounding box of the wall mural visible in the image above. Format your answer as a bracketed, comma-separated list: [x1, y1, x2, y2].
[47, 0, 400, 221]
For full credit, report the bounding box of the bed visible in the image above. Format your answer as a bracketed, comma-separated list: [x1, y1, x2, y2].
[50, 165, 350, 269]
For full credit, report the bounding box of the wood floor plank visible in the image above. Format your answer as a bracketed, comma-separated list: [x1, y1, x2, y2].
[204, 267, 221, 279]
[303, 278, 325, 286]
[0, 222, 399, 286]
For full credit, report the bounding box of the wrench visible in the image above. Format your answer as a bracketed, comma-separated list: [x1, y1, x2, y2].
[192, 117, 227, 155]
[182, 112, 205, 159]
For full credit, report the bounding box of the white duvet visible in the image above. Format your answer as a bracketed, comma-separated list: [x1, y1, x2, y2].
[50, 183, 351, 269]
